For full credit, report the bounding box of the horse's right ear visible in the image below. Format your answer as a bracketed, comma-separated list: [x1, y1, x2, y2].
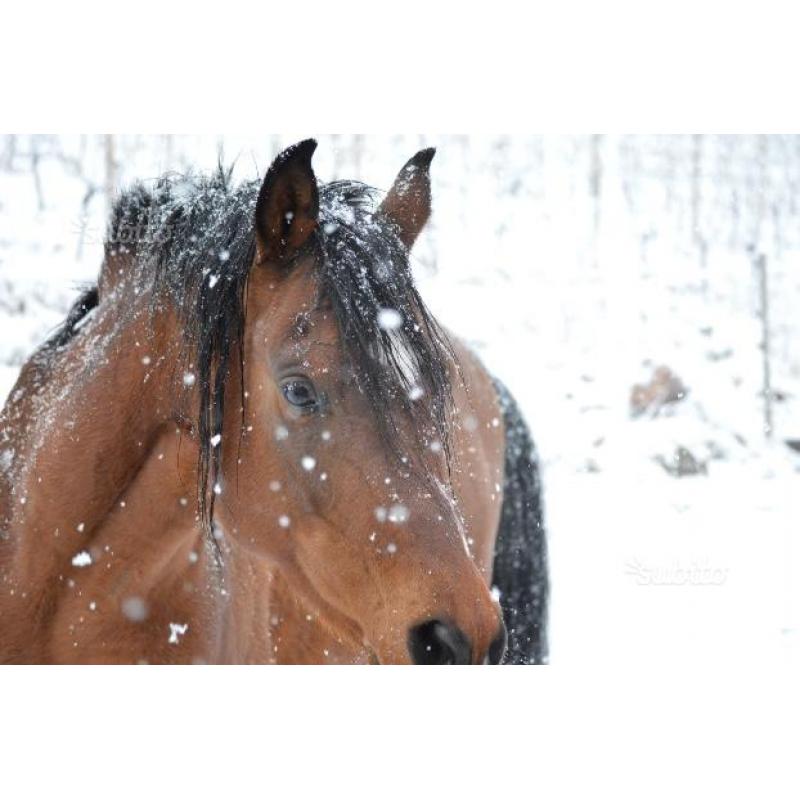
[255, 139, 319, 265]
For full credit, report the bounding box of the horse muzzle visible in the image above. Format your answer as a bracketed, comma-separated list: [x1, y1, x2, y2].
[407, 617, 507, 665]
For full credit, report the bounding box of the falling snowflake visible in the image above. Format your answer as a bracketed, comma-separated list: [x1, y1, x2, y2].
[71, 551, 92, 568]
[377, 308, 403, 331]
[121, 596, 148, 623]
[388, 504, 410, 524]
[168, 622, 189, 645]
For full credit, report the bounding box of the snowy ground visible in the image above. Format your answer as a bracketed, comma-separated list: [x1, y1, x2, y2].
[1, 135, 798, 664]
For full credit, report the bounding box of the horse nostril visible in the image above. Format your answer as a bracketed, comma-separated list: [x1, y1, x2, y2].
[408, 619, 472, 665]
[486, 621, 508, 665]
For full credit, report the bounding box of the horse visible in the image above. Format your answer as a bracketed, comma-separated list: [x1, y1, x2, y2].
[0, 140, 548, 664]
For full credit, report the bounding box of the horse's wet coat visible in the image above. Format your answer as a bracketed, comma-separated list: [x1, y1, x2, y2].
[0, 141, 548, 664]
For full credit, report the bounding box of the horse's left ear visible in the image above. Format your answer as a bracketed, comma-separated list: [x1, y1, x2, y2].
[255, 139, 319, 264]
[377, 148, 435, 250]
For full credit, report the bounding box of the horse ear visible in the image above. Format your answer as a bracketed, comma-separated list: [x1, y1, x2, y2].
[377, 148, 435, 250]
[255, 139, 319, 264]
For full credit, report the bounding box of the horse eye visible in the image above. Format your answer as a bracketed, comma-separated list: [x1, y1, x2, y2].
[281, 378, 319, 412]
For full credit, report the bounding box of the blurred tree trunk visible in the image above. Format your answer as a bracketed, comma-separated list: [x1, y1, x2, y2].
[104, 134, 118, 210]
[30, 136, 45, 211]
[3, 135, 17, 170]
[691, 134, 708, 287]
[589, 134, 603, 270]
[756, 252, 773, 438]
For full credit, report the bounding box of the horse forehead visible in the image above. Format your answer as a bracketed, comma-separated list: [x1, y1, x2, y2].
[247, 297, 341, 369]
[247, 266, 321, 333]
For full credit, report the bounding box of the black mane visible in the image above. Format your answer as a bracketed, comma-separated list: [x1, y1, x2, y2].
[105, 168, 454, 526]
[49, 286, 99, 349]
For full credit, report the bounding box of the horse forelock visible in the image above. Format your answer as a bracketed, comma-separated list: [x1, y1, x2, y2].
[316, 181, 455, 469]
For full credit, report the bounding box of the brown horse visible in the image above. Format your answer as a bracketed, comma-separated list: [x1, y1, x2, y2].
[0, 140, 547, 664]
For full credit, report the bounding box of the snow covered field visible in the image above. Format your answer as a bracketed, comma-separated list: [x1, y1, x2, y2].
[1, 134, 798, 664]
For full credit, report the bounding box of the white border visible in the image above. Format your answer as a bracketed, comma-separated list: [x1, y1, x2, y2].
[2, 1, 799, 131]
[1, 667, 798, 797]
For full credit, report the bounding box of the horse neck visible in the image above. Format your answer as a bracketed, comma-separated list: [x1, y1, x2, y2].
[0, 287, 185, 589]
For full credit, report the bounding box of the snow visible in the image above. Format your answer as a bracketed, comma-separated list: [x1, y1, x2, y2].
[300, 455, 316, 471]
[377, 307, 403, 331]
[274, 425, 289, 441]
[71, 551, 92, 567]
[0, 448, 12, 473]
[168, 622, 189, 645]
[278, 515, 291, 529]
[210, 433, 221, 447]
[1, 135, 799, 665]
[387, 504, 410, 524]
[121, 596, 148, 622]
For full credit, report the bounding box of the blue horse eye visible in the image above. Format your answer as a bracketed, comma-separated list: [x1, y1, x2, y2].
[281, 378, 319, 410]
